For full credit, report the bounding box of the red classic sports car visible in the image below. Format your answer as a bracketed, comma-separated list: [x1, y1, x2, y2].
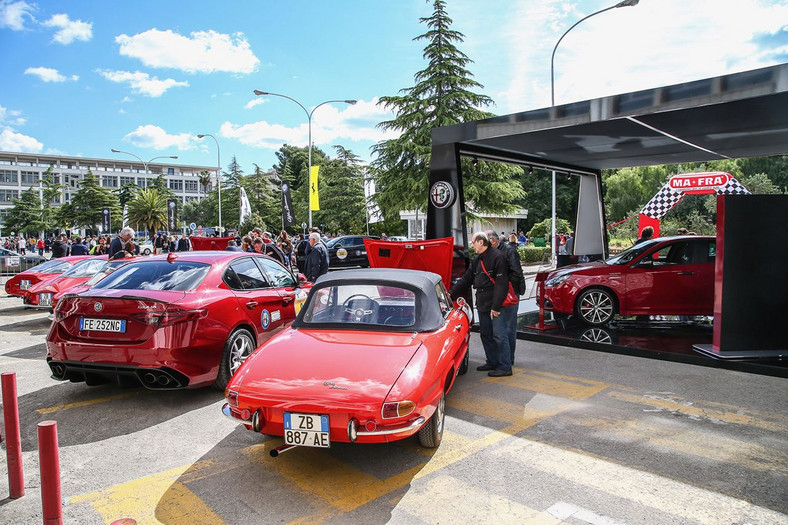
[542, 235, 716, 326]
[24, 256, 108, 310]
[46, 251, 311, 389]
[5, 255, 91, 298]
[223, 268, 471, 451]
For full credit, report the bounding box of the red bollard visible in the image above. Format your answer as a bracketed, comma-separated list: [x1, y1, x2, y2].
[1, 372, 25, 499]
[38, 421, 62, 525]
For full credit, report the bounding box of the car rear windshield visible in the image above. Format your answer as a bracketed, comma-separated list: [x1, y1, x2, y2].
[302, 284, 417, 328]
[91, 261, 210, 291]
[60, 258, 106, 278]
[31, 259, 73, 274]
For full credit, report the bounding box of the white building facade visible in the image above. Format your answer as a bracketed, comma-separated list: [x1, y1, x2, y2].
[0, 151, 216, 234]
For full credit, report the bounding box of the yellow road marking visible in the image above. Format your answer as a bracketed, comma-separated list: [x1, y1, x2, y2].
[607, 391, 788, 433]
[449, 390, 574, 425]
[36, 392, 141, 414]
[485, 369, 610, 400]
[70, 463, 226, 525]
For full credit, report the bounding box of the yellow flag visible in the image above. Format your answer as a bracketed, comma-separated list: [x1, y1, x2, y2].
[310, 165, 320, 211]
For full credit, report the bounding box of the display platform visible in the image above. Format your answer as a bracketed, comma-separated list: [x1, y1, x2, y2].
[500, 306, 788, 379]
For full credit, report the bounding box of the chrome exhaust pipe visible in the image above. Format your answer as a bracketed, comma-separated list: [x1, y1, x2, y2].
[157, 375, 170, 386]
[270, 444, 297, 457]
[143, 372, 157, 384]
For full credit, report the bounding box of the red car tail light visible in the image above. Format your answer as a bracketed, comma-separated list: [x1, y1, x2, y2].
[227, 389, 239, 407]
[130, 308, 207, 328]
[382, 400, 416, 419]
[54, 296, 76, 321]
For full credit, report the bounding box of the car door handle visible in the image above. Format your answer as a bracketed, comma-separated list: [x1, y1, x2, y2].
[282, 295, 294, 305]
[677, 271, 694, 275]
[245, 300, 258, 309]
[455, 324, 463, 331]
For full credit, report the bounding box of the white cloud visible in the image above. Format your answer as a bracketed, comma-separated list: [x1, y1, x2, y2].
[0, 129, 43, 152]
[0, 104, 26, 127]
[42, 13, 92, 44]
[221, 97, 397, 151]
[115, 29, 259, 74]
[98, 70, 188, 97]
[0, 0, 35, 30]
[25, 66, 78, 82]
[244, 98, 265, 109]
[123, 125, 198, 151]
[455, 0, 788, 113]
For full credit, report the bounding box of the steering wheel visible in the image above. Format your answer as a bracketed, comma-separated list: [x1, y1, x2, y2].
[342, 294, 378, 322]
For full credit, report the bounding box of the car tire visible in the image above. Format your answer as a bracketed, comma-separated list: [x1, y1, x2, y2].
[457, 347, 469, 375]
[418, 392, 445, 448]
[575, 288, 616, 326]
[142, 248, 151, 255]
[214, 328, 255, 390]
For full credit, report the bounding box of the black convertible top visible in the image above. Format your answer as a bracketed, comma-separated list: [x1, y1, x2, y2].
[293, 268, 447, 332]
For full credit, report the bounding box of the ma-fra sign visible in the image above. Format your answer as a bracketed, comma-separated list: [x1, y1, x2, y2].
[668, 172, 731, 194]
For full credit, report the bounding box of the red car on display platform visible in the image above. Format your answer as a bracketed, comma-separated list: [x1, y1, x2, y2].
[5, 255, 91, 298]
[24, 256, 109, 310]
[46, 251, 311, 390]
[223, 239, 471, 452]
[541, 235, 716, 326]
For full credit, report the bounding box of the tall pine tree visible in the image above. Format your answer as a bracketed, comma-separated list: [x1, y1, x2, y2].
[371, 0, 523, 220]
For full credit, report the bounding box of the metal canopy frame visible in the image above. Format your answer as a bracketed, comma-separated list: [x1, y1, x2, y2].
[427, 63, 788, 256]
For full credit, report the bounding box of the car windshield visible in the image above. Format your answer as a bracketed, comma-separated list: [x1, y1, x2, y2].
[91, 261, 210, 291]
[302, 284, 417, 328]
[60, 258, 107, 278]
[28, 259, 73, 274]
[605, 240, 659, 265]
[325, 238, 341, 248]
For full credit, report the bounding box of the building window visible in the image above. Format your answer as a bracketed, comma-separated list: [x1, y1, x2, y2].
[168, 167, 175, 175]
[168, 179, 183, 191]
[21, 171, 39, 185]
[0, 189, 19, 202]
[101, 176, 118, 188]
[137, 177, 149, 187]
[0, 169, 18, 184]
[119, 176, 135, 186]
[185, 180, 199, 192]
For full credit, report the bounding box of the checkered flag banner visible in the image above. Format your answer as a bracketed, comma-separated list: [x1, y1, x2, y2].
[641, 184, 683, 219]
[719, 177, 751, 195]
[641, 176, 750, 219]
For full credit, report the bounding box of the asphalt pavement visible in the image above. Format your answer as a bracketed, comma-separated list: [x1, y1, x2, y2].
[0, 295, 786, 524]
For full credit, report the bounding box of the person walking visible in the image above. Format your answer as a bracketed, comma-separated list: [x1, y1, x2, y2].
[449, 231, 513, 377]
[177, 233, 191, 252]
[109, 227, 135, 259]
[487, 231, 524, 365]
[304, 232, 329, 282]
[154, 233, 165, 255]
[37, 237, 45, 256]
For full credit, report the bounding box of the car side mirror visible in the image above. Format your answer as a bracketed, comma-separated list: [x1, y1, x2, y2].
[298, 272, 308, 284]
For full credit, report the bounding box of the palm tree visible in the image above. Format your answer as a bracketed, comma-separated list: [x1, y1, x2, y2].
[126, 188, 168, 237]
[199, 170, 213, 198]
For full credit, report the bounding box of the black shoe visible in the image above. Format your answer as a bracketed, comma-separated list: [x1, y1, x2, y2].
[476, 364, 495, 371]
[488, 369, 513, 377]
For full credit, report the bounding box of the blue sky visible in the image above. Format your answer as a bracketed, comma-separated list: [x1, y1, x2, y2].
[1, 0, 787, 174]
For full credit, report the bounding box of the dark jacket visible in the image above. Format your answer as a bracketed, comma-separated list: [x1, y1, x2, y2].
[109, 236, 124, 259]
[70, 243, 89, 256]
[51, 240, 69, 259]
[177, 237, 191, 251]
[304, 242, 329, 282]
[497, 242, 525, 296]
[449, 246, 509, 312]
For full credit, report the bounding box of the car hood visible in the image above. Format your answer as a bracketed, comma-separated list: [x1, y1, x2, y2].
[547, 260, 608, 278]
[364, 237, 454, 289]
[233, 328, 424, 404]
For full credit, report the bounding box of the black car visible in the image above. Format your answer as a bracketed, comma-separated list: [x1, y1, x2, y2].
[325, 235, 380, 268]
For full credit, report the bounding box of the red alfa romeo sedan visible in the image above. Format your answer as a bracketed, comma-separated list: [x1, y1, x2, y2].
[46, 251, 311, 389]
[24, 256, 108, 310]
[542, 235, 716, 326]
[5, 255, 91, 298]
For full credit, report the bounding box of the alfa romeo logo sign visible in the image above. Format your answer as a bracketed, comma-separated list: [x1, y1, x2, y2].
[430, 181, 456, 209]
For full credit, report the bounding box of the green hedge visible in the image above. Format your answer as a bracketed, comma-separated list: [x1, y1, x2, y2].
[518, 246, 552, 264]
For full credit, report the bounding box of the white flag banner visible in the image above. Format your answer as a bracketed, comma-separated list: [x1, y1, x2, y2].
[240, 187, 252, 223]
[364, 177, 383, 224]
[122, 204, 128, 228]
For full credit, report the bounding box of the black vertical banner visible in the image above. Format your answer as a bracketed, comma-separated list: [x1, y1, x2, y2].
[282, 182, 295, 227]
[167, 200, 177, 231]
[102, 208, 110, 233]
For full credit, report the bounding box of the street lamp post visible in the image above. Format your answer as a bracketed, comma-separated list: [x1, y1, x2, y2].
[253, 90, 357, 230]
[110, 149, 178, 234]
[549, 0, 639, 265]
[197, 134, 222, 236]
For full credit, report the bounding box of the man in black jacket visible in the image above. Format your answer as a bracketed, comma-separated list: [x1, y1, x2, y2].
[488, 230, 524, 365]
[304, 232, 329, 282]
[449, 231, 513, 377]
[51, 234, 70, 259]
[70, 236, 90, 256]
[109, 227, 135, 259]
